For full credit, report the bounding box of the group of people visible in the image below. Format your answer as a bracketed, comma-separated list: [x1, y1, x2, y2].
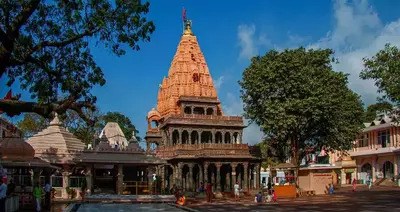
[0, 176, 52, 212]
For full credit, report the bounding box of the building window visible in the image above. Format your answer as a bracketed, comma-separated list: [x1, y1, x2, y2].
[69, 176, 86, 188]
[359, 134, 369, 147]
[51, 175, 63, 187]
[378, 129, 390, 147]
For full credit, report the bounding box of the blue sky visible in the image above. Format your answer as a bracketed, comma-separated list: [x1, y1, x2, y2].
[2, 0, 400, 144]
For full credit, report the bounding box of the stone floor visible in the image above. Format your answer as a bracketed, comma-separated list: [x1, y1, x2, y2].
[76, 203, 184, 212]
[186, 186, 400, 212]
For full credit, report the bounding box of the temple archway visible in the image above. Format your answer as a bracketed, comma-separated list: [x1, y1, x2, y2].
[201, 131, 212, 143]
[191, 131, 199, 144]
[215, 132, 222, 143]
[233, 132, 239, 144]
[361, 163, 372, 174]
[172, 130, 179, 145]
[182, 130, 189, 144]
[184, 106, 192, 114]
[383, 161, 394, 179]
[193, 107, 205, 115]
[224, 132, 231, 144]
[221, 164, 232, 192]
[207, 164, 217, 190]
[206, 108, 214, 115]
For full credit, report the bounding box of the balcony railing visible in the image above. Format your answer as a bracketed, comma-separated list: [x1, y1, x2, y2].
[156, 143, 252, 159]
[165, 114, 243, 121]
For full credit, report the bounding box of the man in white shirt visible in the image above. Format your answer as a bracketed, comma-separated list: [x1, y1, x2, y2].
[0, 177, 7, 212]
[234, 181, 240, 200]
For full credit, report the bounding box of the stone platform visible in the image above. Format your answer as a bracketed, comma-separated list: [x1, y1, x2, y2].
[84, 194, 176, 203]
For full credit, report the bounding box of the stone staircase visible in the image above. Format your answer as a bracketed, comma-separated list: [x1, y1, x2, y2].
[374, 178, 386, 186]
[378, 178, 397, 186]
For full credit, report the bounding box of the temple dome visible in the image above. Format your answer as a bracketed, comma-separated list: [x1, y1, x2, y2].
[0, 137, 35, 160]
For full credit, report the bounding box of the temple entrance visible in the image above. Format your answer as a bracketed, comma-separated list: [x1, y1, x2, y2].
[182, 165, 190, 191]
[93, 164, 116, 193]
[220, 164, 232, 192]
[122, 165, 150, 195]
[193, 165, 201, 191]
[383, 161, 394, 179]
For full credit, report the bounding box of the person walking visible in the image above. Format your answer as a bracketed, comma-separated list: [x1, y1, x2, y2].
[44, 181, 51, 209]
[234, 181, 240, 200]
[352, 178, 357, 192]
[33, 183, 44, 212]
[0, 177, 7, 212]
[205, 182, 213, 203]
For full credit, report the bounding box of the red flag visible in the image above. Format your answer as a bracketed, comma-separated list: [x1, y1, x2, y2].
[182, 7, 186, 22]
[4, 89, 12, 100]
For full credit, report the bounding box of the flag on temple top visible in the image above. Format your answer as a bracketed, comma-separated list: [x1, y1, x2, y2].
[182, 7, 187, 22]
[4, 89, 12, 100]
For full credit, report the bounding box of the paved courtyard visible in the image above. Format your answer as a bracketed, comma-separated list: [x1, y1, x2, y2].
[186, 186, 400, 212]
[75, 203, 184, 212]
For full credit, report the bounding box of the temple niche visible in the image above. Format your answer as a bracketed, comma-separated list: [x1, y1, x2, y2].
[145, 18, 262, 194]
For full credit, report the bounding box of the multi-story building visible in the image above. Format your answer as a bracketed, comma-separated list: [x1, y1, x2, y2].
[351, 111, 400, 184]
[145, 18, 261, 193]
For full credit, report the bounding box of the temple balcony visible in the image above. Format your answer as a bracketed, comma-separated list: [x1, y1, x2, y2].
[155, 143, 254, 159]
[160, 114, 244, 128]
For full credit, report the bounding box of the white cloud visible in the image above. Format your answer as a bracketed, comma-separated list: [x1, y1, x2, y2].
[213, 76, 224, 91]
[237, 24, 271, 60]
[310, 0, 400, 105]
[223, 92, 264, 145]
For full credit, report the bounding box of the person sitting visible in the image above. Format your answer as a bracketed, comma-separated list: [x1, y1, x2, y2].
[328, 184, 334, 194]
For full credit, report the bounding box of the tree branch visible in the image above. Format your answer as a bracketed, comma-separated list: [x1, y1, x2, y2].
[10, 0, 40, 36]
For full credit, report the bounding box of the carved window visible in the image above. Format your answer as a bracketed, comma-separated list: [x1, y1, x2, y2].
[184, 106, 192, 114]
[206, 108, 214, 115]
[193, 107, 205, 115]
[233, 132, 239, 144]
[151, 120, 158, 128]
[192, 73, 200, 82]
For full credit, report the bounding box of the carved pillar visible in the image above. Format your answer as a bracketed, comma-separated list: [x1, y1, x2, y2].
[160, 165, 165, 192]
[61, 170, 71, 199]
[199, 130, 203, 144]
[178, 162, 184, 188]
[222, 131, 225, 144]
[85, 166, 93, 194]
[216, 162, 222, 191]
[243, 163, 248, 191]
[171, 165, 176, 186]
[204, 162, 209, 183]
[178, 129, 183, 145]
[253, 167, 257, 189]
[239, 132, 243, 144]
[231, 163, 237, 189]
[211, 129, 216, 144]
[116, 164, 124, 194]
[188, 130, 192, 144]
[188, 164, 194, 192]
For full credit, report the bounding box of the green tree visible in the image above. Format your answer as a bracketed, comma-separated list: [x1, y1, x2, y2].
[98, 112, 140, 141]
[363, 101, 393, 122]
[239, 48, 364, 165]
[360, 44, 400, 104]
[0, 0, 155, 122]
[16, 113, 47, 138]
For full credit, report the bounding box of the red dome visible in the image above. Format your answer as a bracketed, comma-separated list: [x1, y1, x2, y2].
[0, 137, 35, 160]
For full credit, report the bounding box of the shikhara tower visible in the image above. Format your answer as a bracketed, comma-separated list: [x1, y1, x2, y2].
[146, 17, 261, 192]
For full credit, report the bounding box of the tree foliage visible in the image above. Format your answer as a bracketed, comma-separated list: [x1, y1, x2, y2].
[360, 44, 400, 104]
[0, 0, 155, 123]
[363, 101, 393, 122]
[239, 48, 364, 165]
[16, 113, 47, 138]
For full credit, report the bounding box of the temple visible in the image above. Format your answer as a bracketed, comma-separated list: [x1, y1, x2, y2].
[145, 18, 261, 193]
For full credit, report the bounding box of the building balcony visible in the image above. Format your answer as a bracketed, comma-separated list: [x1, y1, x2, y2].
[160, 114, 244, 128]
[155, 143, 254, 159]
